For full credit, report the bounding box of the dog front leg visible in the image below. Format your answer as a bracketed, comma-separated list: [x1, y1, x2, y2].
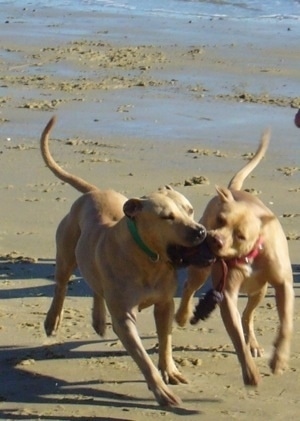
[242, 284, 268, 357]
[219, 289, 261, 386]
[154, 300, 188, 385]
[269, 281, 294, 375]
[111, 310, 181, 407]
[211, 264, 260, 385]
[175, 266, 211, 326]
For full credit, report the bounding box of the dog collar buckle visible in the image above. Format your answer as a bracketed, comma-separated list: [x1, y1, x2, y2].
[149, 253, 160, 263]
[228, 236, 264, 268]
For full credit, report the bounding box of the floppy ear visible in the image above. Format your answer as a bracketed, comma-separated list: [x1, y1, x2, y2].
[123, 198, 143, 218]
[158, 185, 174, 194]
[215, 185, 235, 203]
[260, 213, 276, 225]
[252, 202, 276, 225]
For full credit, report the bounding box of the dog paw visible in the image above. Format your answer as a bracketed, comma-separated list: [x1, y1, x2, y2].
[269, 354, 288, 375]
[166, 370, 189, 386]
[151, 382, 182, 407]
[44, 311, 63, 336]
[249, 344, 264, 358]
[174, 309, 189, 327]
[159, 360, 189, 385]
[44, 322, 58, 336]
[92, 319, 106, 337]
[242, 366, 261, 386]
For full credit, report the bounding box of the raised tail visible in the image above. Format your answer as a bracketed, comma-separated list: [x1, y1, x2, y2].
[40, 116, 98, 194]
[228, 128, 271, 191]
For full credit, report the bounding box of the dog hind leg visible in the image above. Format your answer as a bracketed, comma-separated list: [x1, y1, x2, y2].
[44, 215, 79, 336]
[92, 292, 106, 336]
[269, 280, 294, 374]
[44, 255, 77, 336]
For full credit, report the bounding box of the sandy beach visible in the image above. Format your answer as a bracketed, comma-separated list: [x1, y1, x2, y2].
[0, 4, 299, 420]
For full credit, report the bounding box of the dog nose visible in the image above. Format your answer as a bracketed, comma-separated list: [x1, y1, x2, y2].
[195, 225, 207, 242]
[210, 235, 224, 250]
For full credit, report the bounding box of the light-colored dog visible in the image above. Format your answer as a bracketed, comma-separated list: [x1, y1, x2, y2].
[41, 116, 209, 406]
[176, 129, 294, 386]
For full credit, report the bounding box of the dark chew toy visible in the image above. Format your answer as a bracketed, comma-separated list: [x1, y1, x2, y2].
[190, 289, 224, 324]
[190, 258, 227, 324]
[167, 238, 215, 268]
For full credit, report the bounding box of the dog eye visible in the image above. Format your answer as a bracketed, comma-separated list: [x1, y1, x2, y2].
[187, 207, 194, 216]
[161, 212, 175, 221]
[236, 232, 246, 241]
[217, 215, 226, 226]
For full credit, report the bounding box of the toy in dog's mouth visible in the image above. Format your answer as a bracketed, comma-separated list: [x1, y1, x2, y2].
[167, 237, 216, 268]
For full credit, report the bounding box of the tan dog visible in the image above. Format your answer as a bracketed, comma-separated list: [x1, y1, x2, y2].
[176, 129, 294, 386]
[40, 117, 210, 406]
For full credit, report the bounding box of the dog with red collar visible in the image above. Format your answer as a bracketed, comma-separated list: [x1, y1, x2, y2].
[176, 128, 294, 387]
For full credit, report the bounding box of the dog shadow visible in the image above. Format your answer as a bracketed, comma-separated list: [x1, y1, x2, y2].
[0, 257, 91, 299]
[0, 257, 215, 299]
[292, 263, 300, 287]
[1, 256, 299, 301]
[0, 338, 221, 419]
[0, 257, 223, 418]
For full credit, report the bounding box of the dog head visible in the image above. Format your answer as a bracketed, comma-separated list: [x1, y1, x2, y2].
[201, 186, 274, 259]
[123, 186, 208, 263]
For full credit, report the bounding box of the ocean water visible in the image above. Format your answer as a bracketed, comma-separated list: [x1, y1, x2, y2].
[0, 0, 300, 21]
[0, 0, 299, 148]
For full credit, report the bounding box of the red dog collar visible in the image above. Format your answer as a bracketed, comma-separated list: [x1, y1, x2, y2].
[213, 237, 264, 298]
[226, 236, 264, 268]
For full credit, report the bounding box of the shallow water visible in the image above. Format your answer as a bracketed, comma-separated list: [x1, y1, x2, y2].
[1, 0, 300, 21]
[0, 0, 299, 157]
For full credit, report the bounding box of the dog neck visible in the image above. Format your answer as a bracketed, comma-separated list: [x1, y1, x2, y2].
[215, 236, 264, 293]
[126, 217, 159, 262]
[226, 236, 264, 268]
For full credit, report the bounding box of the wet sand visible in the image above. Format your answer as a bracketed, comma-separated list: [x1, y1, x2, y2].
[0, 5, 299, 420]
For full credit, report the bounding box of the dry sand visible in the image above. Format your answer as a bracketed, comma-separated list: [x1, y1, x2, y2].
[0, 5, 299, 420]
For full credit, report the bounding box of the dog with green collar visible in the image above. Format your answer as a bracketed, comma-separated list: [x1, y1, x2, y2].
[40, 116, 213, 407]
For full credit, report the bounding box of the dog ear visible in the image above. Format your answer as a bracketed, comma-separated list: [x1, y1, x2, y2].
[260, 213, 276, 225]
[158, 185, 174, 193]
[123, 198, 143, 217]
[215, 185, 234, 203]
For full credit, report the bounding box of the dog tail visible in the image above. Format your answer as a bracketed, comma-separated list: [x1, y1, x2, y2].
[40, 116, 99, 194]
[228, 128, 271, 191]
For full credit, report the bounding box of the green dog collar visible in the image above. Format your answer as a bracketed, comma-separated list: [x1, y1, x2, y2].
[127, 217, 159, 262]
